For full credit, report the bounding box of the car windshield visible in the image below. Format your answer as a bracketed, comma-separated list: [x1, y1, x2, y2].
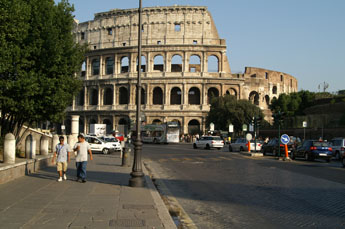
[313, 142, 330, 147]
[103, 138, 118, 142]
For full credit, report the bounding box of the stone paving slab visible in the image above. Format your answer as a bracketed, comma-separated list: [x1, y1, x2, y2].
[0, 154, 176, 229]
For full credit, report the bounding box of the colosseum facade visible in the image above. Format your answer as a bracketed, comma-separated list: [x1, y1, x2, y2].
[65, 5, 298, 135]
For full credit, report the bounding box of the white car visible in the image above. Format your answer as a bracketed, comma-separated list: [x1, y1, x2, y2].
[193, 136, 224, 150]
[229, 138, 262, 152]
[85, 135, 121, 154]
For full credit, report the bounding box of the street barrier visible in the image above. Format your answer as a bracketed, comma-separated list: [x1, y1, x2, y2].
[4, 133, 16, 164]
[25, 134, 36, 159]
[40, 135, 49, 156]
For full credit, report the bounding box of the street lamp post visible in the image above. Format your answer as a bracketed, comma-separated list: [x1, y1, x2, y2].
[129, 0, 145, 187]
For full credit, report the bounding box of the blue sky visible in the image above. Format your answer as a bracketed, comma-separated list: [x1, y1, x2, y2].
[57, 0, 345, 93]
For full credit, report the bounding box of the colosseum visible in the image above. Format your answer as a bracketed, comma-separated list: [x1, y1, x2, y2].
[65, 5, 298, 136]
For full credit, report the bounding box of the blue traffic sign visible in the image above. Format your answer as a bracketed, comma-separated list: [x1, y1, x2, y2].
[281, 134, 290, 145]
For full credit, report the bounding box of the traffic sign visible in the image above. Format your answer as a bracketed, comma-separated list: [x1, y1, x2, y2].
[246, 133, 252, 141]
[210, 123, 215, 131]
[242, 124, 247, 132]
[281, 134, 290, 145]
[229, 124, 234, 133]
[303, 121, 307, 128]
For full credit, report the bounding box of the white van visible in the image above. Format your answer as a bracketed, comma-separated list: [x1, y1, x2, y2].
[85, 135, 121, 154]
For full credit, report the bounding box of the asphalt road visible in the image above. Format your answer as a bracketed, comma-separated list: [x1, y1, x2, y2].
[142, 143, 345, 229]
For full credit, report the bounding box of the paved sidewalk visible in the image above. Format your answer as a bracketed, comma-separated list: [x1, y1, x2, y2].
[0, 154, 176, 229]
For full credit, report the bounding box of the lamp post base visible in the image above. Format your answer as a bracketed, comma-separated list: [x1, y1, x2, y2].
[129, 172, 145, 187]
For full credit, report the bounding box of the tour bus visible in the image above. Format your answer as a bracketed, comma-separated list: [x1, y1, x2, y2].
[141, 122, 180, 143]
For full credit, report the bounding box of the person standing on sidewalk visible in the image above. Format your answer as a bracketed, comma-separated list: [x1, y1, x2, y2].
[73, 134, 93, 183]
[52, 136, 71, 182]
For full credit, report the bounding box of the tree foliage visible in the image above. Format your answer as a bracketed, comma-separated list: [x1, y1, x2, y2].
[0, 0, 86, 137]
[206, 95, 264, 133]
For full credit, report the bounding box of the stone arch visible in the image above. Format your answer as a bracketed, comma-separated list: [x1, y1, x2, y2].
[103, 87, 113, 105]
[153, 55, 164, 72]
[249, 91, 259, 105]
[89, 118, 97, 133]
[65, 119, 71, 135]
[265, 95, 270, 106]
[189, 55, 201, 72]
[120, 56, 129, 73]
[103, 118, 112, 134]
[81, 60, 86, 77]
[152, 119, 162, 125]
[188, 119, 200, 135]
[207, 55, 219, 72]
[136, 87, 146, 105]
[153, 87, 163, 105]
[77, 88, 84, 106]
[119, 87, 129, 104]
[91, 58, 100, 76]
[272, 86, 277, 94]
[89, 88, 98, 105]
[171, 54, 183, 72]
[170, 87, 182, 105]
[188, 87, 200, 105]
[226, 88, 237, 98]
[207, 87, 219, 104]
[118, 117, 128, 135]
[105, 57, 114, 75]
[79, 118, 84, 134]
[136, 55, 146, 72]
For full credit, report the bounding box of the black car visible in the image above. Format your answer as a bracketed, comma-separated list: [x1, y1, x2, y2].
[261, 138, 294, 156]
[291, 140, 332, 162]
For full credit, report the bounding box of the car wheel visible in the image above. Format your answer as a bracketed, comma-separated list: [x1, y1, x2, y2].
[229, 146, 233, 152]
[193, 143, 197, 149]
[304, 152, 309, 161]
[102, 148, 109, 155]
[206, 144, 210, 150]
[240, 147, 244, 152]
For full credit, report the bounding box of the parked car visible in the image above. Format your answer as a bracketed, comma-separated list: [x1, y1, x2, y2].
[85, 135, 121, 154]
[330, 138, 345, 160]
[291, 140, 333, 162]
[229, 138, 262, 152]
[261, 138, 294, 156]
[193, 136, 224, 150]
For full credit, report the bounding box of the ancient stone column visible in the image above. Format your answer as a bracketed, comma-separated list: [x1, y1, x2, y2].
[4, 133, 15, 164]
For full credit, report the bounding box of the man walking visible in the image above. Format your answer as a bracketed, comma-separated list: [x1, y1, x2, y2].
[52, 136, 71, 182]
[73, 134, 93, 183]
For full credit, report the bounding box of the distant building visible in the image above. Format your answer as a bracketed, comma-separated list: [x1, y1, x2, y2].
[64, 6, 298, 135]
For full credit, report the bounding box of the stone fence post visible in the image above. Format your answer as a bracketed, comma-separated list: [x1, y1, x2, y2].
[4, 133, 16, 164]
[40, 135, 49, 156]
[25, 134, 36, 159]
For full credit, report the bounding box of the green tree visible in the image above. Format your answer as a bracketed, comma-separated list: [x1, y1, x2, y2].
[206, 95, 264, 133]
[0, 0, 86, 138]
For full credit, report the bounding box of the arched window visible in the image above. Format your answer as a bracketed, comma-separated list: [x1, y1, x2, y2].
[280, 75, 284, 81]
[226, 88, 237, 98]
[272, 86, 277, 94]
[207, 55, 218, 72]
[265, 95, 270, 106]
[81, 61, 86, 77]
[207, 87, 219, 104]
[106, 57, 114, 75]
[92, 58, 100, 75]
[118, 118, 128, 135]
[119, 87, 128, 104]
[171, 55, 182, 72]
[77, 89, 84, 106]
[170, 87, 182, 105]
[189, 55, 201, 72]
[188, 87, 200, 105]
[137, 55, 146, 72]
[153, 55, 164, 72]
[188, 119, 200, 135]
[89, 89, 98, 105]
[121, 56, 129, 73]
[249, 91, 259, 105]
[103, 88, 113, 105]
[152, 119, 162, 125]
[153, 87, 163, 105]
[103, 119, 112, 134]
[136, 88, 146, 105]
[89, 118, 97, 133]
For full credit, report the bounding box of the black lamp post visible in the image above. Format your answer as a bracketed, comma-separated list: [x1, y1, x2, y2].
[129, 0, 145, 187]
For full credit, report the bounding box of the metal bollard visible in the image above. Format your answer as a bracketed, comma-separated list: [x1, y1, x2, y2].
[122, 140, 131, 167]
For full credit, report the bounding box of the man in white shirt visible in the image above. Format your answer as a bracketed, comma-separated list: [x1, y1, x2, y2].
[52, 136, 71, 182]
[73, 134, 93, 183]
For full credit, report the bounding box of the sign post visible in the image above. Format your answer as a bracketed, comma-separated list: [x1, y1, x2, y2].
[302, 121, 307, 140]
[246, 133, 252, 152]
[281, 134, 290, 160]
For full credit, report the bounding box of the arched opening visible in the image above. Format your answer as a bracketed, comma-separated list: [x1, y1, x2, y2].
[153, 87, 163, 105]
[119, 87, 129, 105]
[103, 119, 112, 134]
[79, 118, 84, 134]
[103, 88, 113, 105]
[81, 60, 86, 77]
[189, 55, 201, 72]
[136, 88, 146, 105]
[152, 119, 162, 125]
[92, 58, 100, 75]
[171, 55, 182, 72]
[153, 55, 164, 72]
[226, 88, 237, 98]
[89, 89, 98, 105]
[207, 55, 219, 72]
[118, 118, 128, 135]
[188, 119, 200, 135]
[89, 118, 97, 134]
[77, 89, 84, 106]
[170, 87, 182, 105]
[188, 87, 200, 105]
[207, 87, 219, 104]
[272, 86, 277, 94]
[136, 55, 146, 72]
[265, 95, 270, 106]
[106, 57, 114, 75]
[249, 91, 259, 105]
[121, 56, 129, 73]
